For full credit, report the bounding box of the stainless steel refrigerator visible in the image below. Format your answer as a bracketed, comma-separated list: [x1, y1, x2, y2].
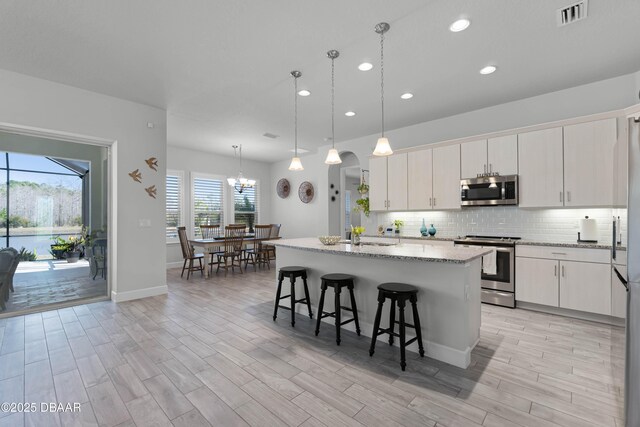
[615, 115, 640, 426]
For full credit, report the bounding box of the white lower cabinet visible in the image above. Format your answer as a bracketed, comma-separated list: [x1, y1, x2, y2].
[516, 257, 559, 306]
[516, 246, 612, 316]
[559, 261, 611, 315]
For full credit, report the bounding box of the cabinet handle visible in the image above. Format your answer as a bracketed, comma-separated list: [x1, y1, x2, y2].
[567, 191, 571, 202]
[484, 164, 487, 174]
[551, 252, 567, 255]
[561, 265, 565, 277]
[433, 198, 436, 207]
[384, 200, 387, 208]
[490, 163, 493, 174]
[554, 265, 557, 277]
[429, 197, 432, 207]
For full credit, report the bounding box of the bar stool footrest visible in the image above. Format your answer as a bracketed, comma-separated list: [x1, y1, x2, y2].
[393, 320, 416, 329]
[405, 337, 419, 346]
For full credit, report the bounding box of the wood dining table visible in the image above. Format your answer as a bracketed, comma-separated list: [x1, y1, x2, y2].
[190, 235, 280, 277]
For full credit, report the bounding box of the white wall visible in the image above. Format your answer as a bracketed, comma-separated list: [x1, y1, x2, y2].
[0, 69, 167, 302]
[166, 145, 271, 265]
[271, 73, 639, 238]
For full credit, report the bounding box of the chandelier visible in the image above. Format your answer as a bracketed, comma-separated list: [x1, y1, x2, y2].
[227, 145, 255, 193]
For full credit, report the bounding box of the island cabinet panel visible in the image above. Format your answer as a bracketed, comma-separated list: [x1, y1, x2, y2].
[369, 156, 388, 211]
[432, 144, 461, 210]
[518, 127, 564, 208]
[407, 148, 433, 210]
[516, 257, 559, 306]
[559, 260, 611, 315]
[563, 118, 616, 207]
[460, 139, 487, 179]
[387, 153, 408, 211]
[487, 134, 518, 176]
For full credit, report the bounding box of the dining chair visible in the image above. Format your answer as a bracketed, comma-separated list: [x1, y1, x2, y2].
[244, 224, 272, 270]
[216, 225, 246, 276]
[177, 226, 205, 279]
[200, 225, 222, 272]
[265, 223, 281, 261]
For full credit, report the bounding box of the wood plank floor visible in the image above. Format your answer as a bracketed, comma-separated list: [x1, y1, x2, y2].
[0, 267, 625, 427]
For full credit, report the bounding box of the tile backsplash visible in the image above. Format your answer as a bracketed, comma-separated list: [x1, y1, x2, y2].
[375, 207, 616, 244]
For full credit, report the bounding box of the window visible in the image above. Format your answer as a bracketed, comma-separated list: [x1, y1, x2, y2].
[192, 173, 224, 237]
[234, 184, 258, 232]
[166, 170, 183, 241]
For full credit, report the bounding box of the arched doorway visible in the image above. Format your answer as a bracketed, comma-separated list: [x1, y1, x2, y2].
[327, 151, 360, 238]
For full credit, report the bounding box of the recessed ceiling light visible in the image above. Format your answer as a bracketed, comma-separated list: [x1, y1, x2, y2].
[449, 19, 471, 32]
[298, 89, 311, 96]
[400, 93, 413, 100]
[345, 111, 356, 117]
[358, 62, 373, 71]
[479, 65, 497, 75]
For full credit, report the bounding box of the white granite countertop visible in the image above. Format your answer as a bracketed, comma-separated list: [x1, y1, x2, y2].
[271, 238, 490, 264]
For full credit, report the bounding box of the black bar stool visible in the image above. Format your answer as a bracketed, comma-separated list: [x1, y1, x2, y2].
[314, 273, 361, 345]
[273, 266, 313, 327]
[369, 283, 425, 371]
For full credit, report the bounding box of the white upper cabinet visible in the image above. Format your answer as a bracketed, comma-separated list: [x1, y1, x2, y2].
[487, 134, 518, 176]
[563, 118, 616, 207]
[613, 118, 628, 208]
[432, 144, 461, 210]
[369, 153, 407, 211]
[408, 149, 433, 210]
[387, 153, 408, 211]
[460, 139, 487, 179]
[461, 136, 518, 179]
[518, 127, 564, 208]
[369, 156, 388, 211]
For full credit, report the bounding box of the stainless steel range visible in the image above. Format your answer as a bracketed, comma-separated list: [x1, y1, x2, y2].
[454, 235, 520, 308]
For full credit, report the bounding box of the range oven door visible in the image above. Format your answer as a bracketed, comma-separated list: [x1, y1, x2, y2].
[481, 247, 515, 292]
[455, 242, 515, 292]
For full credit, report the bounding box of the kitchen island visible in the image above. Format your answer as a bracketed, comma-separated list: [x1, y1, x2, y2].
[270, 238, 490, 368]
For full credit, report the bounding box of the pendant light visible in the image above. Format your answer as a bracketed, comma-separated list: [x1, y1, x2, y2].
[324, 50, 342, 165]
[288, 70, 304, 171]
[372, 22, 393, 156]
[227, 145, 256, 194]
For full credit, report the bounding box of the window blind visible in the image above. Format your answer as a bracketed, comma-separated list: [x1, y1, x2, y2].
[193, 177, 224, 237]
[166, 173, 182, 240]
[233, 184, 259, 232]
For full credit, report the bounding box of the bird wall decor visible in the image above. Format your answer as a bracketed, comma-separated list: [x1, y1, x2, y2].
[145, 157, 158, 171]
[128, 169, 142, 183]
[145, 185, 157, 199]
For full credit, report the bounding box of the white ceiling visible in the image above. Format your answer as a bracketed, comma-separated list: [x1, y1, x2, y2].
[1, 1, 640, 162]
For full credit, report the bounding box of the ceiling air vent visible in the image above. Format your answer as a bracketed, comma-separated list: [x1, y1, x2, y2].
[262, 132, 279, 139]
[557, 0, 588, 26]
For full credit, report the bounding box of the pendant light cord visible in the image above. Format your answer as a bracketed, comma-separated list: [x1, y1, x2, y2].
[294, 75, 298, 157]
[380, 29, 385, 138]
[331, 56, 335, 148]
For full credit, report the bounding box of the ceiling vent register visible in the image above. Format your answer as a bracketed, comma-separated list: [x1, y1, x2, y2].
[557, 1, 588, 26]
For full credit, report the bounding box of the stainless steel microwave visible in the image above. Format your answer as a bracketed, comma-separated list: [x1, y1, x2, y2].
[460, 175, 518, 206]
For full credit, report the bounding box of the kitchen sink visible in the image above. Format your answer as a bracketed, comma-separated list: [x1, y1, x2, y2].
[360, 241, 397, 246]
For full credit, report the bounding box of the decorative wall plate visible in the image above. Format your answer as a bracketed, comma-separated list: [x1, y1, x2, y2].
[298, 181, 314, 203]
[277, 178, 290, 198]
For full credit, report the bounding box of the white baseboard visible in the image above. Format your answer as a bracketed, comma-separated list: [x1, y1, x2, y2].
[516, 301, 625, 326]
[111, 285, 168, 302]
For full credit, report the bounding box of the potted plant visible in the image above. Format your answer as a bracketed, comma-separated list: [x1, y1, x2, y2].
[357, 182, 369, 195]
[351, 226, 365, 246]
[393, 219, 404, 234]
[353, 197, 370, 217]
[50, 225, 88, 263]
